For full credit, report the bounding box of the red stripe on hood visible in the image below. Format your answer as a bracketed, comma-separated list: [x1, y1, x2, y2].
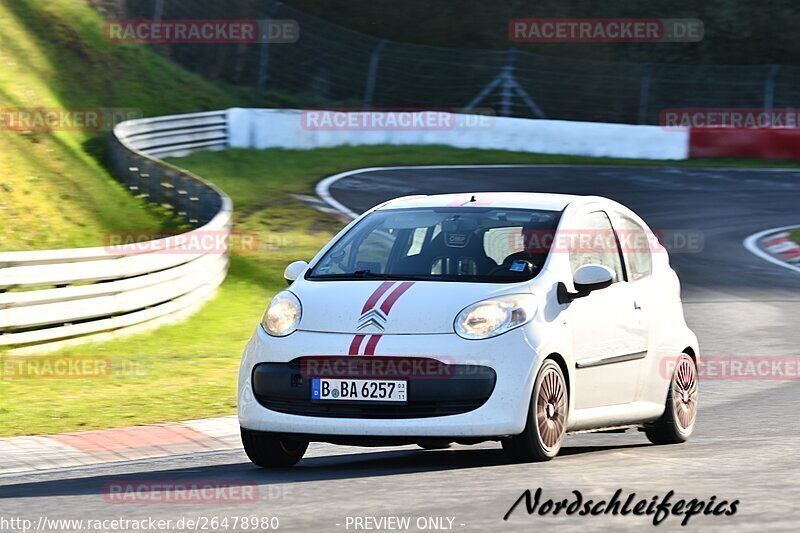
[349, 334, 366, 355]
[363, 335, 382, 356]
[379, 282, 415, 315]
[361, 281, 395, 314]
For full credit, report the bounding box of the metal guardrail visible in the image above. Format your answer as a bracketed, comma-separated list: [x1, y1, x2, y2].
[0, 111, 232, 350]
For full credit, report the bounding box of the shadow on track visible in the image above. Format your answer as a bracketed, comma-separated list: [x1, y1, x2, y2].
[0, 443, 651, 499]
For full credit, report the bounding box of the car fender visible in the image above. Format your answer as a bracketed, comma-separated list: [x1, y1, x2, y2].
[644, 318, 699, 406]
[522, 280, 576, 424]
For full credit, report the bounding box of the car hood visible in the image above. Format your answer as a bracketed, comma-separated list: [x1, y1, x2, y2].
[294, 279, 531, 335]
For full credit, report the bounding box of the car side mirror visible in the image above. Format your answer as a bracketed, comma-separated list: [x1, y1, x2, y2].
[283, 260, 309, 285]
[574, 264, 615, 293]
[557, 264, 615, 304]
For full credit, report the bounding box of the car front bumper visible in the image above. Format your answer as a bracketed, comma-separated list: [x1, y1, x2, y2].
[238, 325, 541, 438]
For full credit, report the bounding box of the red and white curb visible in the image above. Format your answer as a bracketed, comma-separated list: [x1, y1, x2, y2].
[744, 225, 800, 273]
[0, 416, 240, 475]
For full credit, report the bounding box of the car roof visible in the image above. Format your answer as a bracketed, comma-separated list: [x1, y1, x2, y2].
[376, 192, 595, 212]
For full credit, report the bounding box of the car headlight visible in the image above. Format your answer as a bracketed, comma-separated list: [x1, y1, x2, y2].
[261, 291, 302, 336]
[454, 294, 537, 340]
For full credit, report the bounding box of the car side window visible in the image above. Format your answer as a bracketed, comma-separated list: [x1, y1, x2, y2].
[569, 211, 625, 283]
[615, 215, 653, 281]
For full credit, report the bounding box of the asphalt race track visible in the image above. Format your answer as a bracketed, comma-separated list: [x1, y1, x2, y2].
[2, 165, 799, 531]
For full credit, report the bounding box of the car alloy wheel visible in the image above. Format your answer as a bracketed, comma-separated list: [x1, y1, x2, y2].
[503, 359, 568, 462]
[644, 353, 698, 445]
[672, 355, 699, 433]
[536, 365, 567, 452]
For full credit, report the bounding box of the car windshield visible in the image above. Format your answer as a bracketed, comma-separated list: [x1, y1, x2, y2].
[308, 207, 561, 283]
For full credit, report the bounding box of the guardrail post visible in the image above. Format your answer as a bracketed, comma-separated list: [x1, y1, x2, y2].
[143, 160, 159, 205]
[186, 179, 200, 225]
[134, 153, 149, 195]
[161, 170, 176, 211]
[126, 160, 139, 193]
[137, 160, 150, 200]
[174, 173, 190, 221]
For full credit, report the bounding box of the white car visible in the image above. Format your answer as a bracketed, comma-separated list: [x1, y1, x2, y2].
[238, 192, 699, 466]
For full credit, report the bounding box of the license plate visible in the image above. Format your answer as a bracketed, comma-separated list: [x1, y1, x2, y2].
[311, 378, 407, 402]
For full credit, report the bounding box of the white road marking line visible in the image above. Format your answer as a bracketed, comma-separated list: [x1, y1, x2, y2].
[743, 225, 800, 274]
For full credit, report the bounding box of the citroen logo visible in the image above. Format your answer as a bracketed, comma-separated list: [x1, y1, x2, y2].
[357, 309, 387, 331]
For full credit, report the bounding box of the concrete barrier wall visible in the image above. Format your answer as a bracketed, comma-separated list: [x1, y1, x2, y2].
[227, 108, 691, 160]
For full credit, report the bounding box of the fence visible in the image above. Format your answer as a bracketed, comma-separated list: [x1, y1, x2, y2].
[0, 112, 232, 351]
[92, 0, 800, 124]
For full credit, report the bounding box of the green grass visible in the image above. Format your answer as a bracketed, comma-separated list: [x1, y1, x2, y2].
[0, 0, 246, 251]
[4, 143, 800, 437]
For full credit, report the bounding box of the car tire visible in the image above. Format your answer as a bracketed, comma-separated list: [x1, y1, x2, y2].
[503, 359, 568, 462]
[644, 353, 698, 445]
[240, 428, 308, 468]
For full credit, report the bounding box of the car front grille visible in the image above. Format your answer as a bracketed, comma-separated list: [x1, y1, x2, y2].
[252, 356, 496, 419]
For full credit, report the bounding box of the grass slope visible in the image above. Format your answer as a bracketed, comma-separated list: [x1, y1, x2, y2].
[0, 0, 241, 251]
